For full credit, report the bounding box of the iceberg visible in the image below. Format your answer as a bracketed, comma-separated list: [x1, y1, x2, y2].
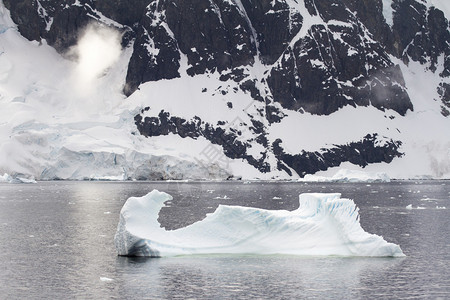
[0, 173, 11, 182]
[0, 173, 36, 183]
[301, 169, 391, 183]
[114, 190, 404, 257]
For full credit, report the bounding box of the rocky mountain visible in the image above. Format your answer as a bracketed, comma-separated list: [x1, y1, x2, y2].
[0, 0, 449, 180]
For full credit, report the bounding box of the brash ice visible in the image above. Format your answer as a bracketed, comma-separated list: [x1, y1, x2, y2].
[114, 190, 405, 257]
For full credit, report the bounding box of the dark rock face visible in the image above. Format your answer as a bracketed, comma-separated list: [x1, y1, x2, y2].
[266, 21, 413, 115]
[273, 135, 403, 177]
[392, 1, 449, 71]
[3, 0, 449, 177]
[341, 0, 393, 48]
[390, 1, 449, 114]
[124, 0, 258, 95]
[338, 0, 450, 115]
[123, 2, 181, 96]
[240, 0, 303, 64]
[3, 0, 44, 42]
[4, 0, 97, 52]
[271, 0, 413, 115]
[94, 0, 148, 27]
[165, 0, 256, 76]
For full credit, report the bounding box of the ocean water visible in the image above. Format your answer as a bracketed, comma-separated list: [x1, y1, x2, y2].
[0, 181, 448, 299]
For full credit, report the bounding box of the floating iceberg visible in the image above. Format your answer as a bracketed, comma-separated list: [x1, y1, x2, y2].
[301, 169, 391, 183]
[0, 173, 36, 183]
[0, 173, 11, 182]
[114, 190, 404, 257]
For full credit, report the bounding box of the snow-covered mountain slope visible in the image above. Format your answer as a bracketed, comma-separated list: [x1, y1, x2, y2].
[0, 0, 449, 180]
[0, 3, 235, 180]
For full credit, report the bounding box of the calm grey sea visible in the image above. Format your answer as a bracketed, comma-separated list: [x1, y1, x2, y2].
[0, 181, 449, 299]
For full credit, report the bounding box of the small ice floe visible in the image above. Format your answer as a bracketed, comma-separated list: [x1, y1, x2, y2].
[406, 204, 426, 210]
[214, 195, 230, 199]
[100, 277, 113, 282]
[103, 211, 111, 214]
[436, 206, 446, 210]
[420, 198, 437, 202]
[272, 196, 282, 200]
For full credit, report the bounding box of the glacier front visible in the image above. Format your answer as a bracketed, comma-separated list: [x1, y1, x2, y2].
[114, 190, 404, 257]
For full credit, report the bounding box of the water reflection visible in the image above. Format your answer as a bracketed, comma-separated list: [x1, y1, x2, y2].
[114, 255, 405, 299]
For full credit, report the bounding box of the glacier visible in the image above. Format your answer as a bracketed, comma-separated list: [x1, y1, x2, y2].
[114, 190, 405, 257]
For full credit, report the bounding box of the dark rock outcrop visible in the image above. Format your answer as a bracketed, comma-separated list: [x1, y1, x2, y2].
[266, 0, 413, 116]
[337, 0, 450, 116]
[123, 2, 181, 96]
[272, 134, 403, 177]
[4, 0, 99, 52]
[240, 0, 303, 64]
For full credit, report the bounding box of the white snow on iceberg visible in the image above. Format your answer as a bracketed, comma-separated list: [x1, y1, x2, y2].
[114, 190, 404, 257]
